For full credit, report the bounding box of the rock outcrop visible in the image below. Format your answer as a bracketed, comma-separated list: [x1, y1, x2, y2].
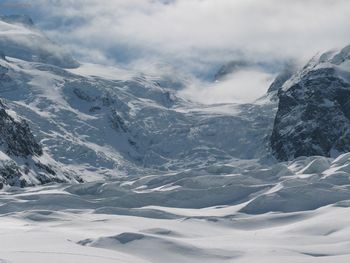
[0, 79, 81, 187]
[0, 101, 43, 157]
[271, 45, 350, 161]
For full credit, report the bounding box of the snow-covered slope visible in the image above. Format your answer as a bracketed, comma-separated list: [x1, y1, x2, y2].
[0, 26, 279, 184]
[2, 14, 350, 263]
[0, 15, 78, 68]
[2, 152, 350, 262]
[0, 57, 276, 180]
[0, 85, 80, 187]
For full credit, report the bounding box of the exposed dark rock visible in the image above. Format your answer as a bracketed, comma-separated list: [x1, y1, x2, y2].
[102, 95, 115, 106]
[35, 162, 56, 176]
[268, 62, 297, 93]
[0, 101, 43, 157]
[110, 111, 128, 132]
[0, 51, 6, 61]
[89, 106, 102, 113]
[0, 161, 27, 187]
[0, 99, 81, 187]
[35, 172, 65, 185]
[0, 63, 16, 92]
[271, 53, 350, 161]
[73, 88, 96, 102]
[214, 61, 250, 81]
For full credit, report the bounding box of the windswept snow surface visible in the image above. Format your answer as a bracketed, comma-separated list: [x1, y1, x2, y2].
[2, 154, 350, 262]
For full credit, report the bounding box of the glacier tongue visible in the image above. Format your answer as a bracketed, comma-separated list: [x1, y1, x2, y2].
[0, 54, 278, 184]
[0, 15, 278, 185]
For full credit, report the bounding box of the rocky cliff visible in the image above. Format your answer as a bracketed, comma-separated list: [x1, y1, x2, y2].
[271, 45, 350, 161]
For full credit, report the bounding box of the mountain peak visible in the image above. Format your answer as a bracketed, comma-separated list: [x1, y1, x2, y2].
[271, 44, 350, 161]
[0, 15, 79, 68]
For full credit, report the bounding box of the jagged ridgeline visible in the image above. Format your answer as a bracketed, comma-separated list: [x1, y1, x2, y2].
[0, 15, 82, 187]
[0, 14, 278, 187]
[0, 100, 42, 157]
[0, 14, 79, 68]
[270, 45, 350, 161]
[3, 13, 350, 189]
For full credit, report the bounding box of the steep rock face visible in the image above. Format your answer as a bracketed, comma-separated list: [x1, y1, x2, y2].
[0, 64, 81, 187]
[271, 45, 350, 161]
[0, 99, 81, 187]
[0, 101, 42, 157]
[0, 100, 42, 187]
[267, 62, 297, 93]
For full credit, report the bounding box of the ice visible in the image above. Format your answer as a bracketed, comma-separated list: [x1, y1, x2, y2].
[1, 16, 350, 262]
[2, 161, 350, 263]
[0, 154, 350, 262]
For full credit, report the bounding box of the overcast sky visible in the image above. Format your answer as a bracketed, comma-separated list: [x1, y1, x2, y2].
[25, 0, 350, 64]
[1, 0, 350, 103]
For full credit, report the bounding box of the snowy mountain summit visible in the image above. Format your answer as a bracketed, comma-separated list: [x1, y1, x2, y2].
[0, 16, 277, 187]
[0, 15, 78, 68]
[271, 45, 350, 160]
[2, 15, 350, 188]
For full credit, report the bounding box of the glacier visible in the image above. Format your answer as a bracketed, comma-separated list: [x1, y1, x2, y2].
[1, 15, 350, 263]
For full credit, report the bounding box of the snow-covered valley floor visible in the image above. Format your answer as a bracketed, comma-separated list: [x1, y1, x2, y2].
[2, 154, 350, 263]
[2, 200, 350, 263]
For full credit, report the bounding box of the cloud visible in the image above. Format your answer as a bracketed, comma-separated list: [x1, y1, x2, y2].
[179, 68, 274, 104]
[29, 0, 350, 66]
[3, 0, 350, 103]
[0, 18, 78, 68]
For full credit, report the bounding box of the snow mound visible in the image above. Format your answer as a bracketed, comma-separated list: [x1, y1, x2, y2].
[1, 152, 350, 262]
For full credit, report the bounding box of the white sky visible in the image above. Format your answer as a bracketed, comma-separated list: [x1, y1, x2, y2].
[4, 0, 350, 103]
[31, 0, 350, 63]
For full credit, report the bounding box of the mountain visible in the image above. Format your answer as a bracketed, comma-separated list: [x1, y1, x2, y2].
[271, 45, 350, 161]
[0, 96, 81, 188]
[267, 61, 297, 93]
[1, 42, 83, 187]
[0, 16, 277, 187]
[2, 14, 350, 263]
[3, 14, 350, 187]
[214, 60, 250, 81]
[0, 15, 79, 68]
[0, 56, 276, 183]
